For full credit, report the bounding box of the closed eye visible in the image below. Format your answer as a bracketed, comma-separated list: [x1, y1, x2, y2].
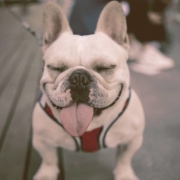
[47, 64, 67, 73]
[95, 65, 116, 72]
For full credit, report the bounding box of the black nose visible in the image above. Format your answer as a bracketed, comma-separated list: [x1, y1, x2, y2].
[69, 69, 91, 91]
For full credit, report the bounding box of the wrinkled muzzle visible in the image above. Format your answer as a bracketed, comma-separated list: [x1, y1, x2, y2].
[60, 69, 94, 137]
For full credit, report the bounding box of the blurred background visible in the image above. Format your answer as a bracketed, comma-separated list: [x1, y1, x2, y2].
[0, 0, 180, 180]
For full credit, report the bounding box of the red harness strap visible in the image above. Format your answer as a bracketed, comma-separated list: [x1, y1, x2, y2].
[80, 127, 103, 152]
[45, 104, 54, 119]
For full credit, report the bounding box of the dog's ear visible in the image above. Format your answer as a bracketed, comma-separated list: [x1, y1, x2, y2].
[43, 2, 72, 51]
[96, 1, 129, 50]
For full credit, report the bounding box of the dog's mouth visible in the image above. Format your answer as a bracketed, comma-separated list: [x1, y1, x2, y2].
[50, 99, 105, 116]
[49, 84, 123, 137]
[50, 100, 97, 136]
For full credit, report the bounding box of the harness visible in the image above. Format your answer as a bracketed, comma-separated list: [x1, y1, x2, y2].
[39, 89, 131, 152]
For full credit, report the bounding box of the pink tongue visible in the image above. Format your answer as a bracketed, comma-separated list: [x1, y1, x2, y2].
[60, 103, 93, 137]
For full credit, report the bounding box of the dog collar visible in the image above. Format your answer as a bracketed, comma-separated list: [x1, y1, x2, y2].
[38, 88, 131, 152]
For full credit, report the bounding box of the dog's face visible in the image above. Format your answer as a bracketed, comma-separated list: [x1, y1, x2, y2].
[40, 2, 130, 137]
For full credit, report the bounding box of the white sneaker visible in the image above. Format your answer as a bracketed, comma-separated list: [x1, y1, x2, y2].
[130, 63, 161, 76]
[137, 44, 174, 71]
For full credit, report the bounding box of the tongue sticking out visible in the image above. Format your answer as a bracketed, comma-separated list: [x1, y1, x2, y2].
[60, 102, 94, 137]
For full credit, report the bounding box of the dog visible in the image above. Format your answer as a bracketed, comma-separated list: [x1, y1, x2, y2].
[32, 1, 145, 180]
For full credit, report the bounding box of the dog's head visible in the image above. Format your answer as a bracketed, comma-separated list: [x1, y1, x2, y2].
[41, 1, 130, 137]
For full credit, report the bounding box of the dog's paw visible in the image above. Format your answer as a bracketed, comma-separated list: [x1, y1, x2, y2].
[114, 176, 139, 180]
[33, 172, 58, 180]
[33, 165, 59, 180]
[114, 167, 139, 180]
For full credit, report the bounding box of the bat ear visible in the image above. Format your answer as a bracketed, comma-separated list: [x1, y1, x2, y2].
[43, 2, 72, 51]
[96, 1, 129, 50]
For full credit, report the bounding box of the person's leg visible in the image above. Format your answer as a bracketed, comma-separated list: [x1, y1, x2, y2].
[126, 0, 167, 43]
[69, 0, 105, 35]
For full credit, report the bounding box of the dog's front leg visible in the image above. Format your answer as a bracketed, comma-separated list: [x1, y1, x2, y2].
[33, 136, 59, 180]
[114, 135, 143, 180]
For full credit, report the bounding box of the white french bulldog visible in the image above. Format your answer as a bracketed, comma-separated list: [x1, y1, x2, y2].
[32, 1, 145, 180]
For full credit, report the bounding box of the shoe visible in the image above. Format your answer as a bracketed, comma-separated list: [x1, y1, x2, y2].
[130, 63, 161, 76]
[137, 44, 174, 71]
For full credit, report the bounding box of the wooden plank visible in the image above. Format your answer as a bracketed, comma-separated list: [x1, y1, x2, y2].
[0, 34, 26, 72]
[0, 8, 23, 55]
[0, 46, 42, 180]
[23, 53, 43, 180]
[0, 41, 18, 67]
[0, 40, 32, 138]
[0, 38, 25, 96]
[58, 148, 65, 180]
[26, 143, 41, 180]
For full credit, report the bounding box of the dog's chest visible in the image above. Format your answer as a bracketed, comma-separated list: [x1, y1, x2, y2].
[38, 90, 131, 152]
